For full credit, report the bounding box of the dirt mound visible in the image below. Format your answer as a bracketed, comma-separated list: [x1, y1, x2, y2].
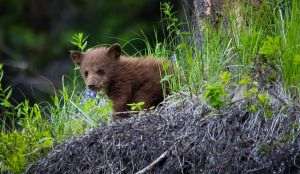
[26, 89, 300, 174]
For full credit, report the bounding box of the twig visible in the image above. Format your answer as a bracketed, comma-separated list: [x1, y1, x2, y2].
[135, 135, 187, 174]
[114, 110, 140, 115]
[246, 166, 268, 173]
[134, 149, 169, 174]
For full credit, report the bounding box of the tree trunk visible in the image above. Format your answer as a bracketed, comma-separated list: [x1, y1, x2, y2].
[181, 0, 224, 48]
[182, 0, 262, 49]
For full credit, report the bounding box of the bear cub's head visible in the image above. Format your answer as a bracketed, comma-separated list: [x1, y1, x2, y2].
[70, 43, 121, 92]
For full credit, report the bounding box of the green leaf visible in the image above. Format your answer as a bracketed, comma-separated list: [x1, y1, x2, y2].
[259, 36, 281, 58]
[127, 102, 145, 111]
[220, 71, 231, 85]
[70, 32, 89, 51]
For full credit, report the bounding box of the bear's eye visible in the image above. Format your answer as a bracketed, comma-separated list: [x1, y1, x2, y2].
[97, 69, 105, 75]
[84, 71, 88, 77]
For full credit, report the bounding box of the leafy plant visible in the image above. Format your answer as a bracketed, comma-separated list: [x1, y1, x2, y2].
[239, 75, 252, 86]
[70, 32, 89, 52]
[204, 83, 227, 109]
[220, 71, 232, 85]
[239, 74, 272, 118]
[128, 102, 145, 111]
[0, 64, 14, 130]
[257, 92, 272, 119]
[0, 65, 11, 106]
[0, 101, 53, 173]
[203, 72, 232, 109]
[160, 3, 180, 37]
[259, 36, 281, 58]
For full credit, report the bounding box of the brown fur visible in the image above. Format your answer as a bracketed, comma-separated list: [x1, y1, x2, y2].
[70, 44, 169, 120]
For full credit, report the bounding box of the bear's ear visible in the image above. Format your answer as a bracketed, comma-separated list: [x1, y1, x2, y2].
[107, 43, 121, 60]
[70, 50, 82, 65]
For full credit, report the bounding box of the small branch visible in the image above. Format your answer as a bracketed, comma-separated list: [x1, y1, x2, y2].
[114, 110, 140, 115]
[135, 135, 188, 174]
[246, 166, 268, 173]
[135, 150, 169, 174]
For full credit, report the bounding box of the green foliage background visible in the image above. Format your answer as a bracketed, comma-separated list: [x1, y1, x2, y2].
[0, 0, 165, 69]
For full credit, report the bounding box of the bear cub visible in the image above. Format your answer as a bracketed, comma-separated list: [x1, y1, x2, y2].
[70, 44, 169, 120]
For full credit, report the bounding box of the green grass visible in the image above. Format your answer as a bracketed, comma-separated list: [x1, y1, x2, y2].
[150, 0, 300, 92]
[48, 75, 111, 143]
[0, 66, 111, 173]
[1, 1, 300, 173]
[280, 0, 300, 88]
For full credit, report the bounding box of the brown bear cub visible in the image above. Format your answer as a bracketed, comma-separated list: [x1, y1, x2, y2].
[70, 44, 169, 120]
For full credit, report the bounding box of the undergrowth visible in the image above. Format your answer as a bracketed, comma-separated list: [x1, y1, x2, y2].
[1, 0, 300, 173]
[151, 0, 300, 106]
[0, 63, 111, 173]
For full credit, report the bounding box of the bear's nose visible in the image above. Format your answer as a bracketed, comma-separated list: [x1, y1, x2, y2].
[88, 84, 97, 91]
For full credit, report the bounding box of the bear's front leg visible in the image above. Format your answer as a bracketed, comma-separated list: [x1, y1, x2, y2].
[107, 83, 132, 121]
[112, 99, 131, 121]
